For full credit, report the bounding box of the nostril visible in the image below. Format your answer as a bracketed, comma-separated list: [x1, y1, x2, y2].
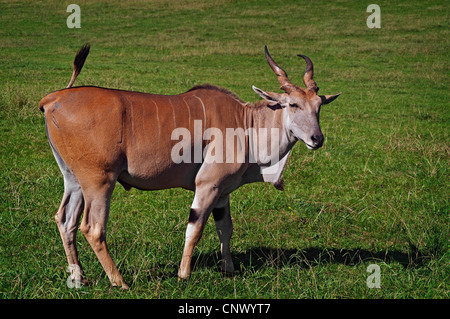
[311, 134, 324, 146]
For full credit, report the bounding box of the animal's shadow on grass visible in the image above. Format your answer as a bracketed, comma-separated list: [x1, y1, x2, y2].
[140, 244, 427, 282]
[191, 245, 426, 274]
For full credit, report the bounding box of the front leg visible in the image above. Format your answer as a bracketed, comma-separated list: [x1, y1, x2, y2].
[212, 195, 234, 275]
[178, 184, 220, 280]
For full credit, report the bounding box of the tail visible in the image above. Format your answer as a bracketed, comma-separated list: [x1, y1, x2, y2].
[66, 43, 90, 88]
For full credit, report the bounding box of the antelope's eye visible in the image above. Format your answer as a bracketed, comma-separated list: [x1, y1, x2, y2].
[289, 103, 303, 110]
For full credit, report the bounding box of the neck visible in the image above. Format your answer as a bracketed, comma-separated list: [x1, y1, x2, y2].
[245, 102, 296, 166]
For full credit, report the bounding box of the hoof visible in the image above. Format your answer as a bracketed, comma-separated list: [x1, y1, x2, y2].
[178, 269, 190, 281]
[111, 281, 129, 290]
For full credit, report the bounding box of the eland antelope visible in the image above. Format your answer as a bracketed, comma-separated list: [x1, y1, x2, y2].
[39, 44, 340, 288]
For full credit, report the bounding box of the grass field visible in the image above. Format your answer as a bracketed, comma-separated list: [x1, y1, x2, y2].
[0, 0, 448, 299]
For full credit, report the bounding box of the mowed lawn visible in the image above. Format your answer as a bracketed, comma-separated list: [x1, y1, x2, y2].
[0, 0, 448, 298]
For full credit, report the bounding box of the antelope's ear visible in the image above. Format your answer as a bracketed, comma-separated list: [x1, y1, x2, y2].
[320, 93, 341, 105]
[252, 86, 282, 103]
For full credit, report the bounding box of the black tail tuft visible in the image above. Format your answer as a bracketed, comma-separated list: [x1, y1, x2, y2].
[74, 43, 90, 74]
[67, 43, 90, 88]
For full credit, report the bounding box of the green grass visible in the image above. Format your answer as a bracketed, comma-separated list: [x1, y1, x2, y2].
[0, 0, 448, 299]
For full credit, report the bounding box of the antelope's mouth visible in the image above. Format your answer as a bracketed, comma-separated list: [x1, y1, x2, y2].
[298, 138, 320, 151]
[305, 143, 319, 150]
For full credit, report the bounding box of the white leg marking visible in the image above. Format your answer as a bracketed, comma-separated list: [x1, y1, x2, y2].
[184, 222, 196, 241]
[191, 194, 201, 210]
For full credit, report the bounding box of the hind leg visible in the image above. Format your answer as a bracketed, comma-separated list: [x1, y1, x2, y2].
[51, 145, 87, 285]
[79, 174, 128, 289]
[55, 176, 87, 285]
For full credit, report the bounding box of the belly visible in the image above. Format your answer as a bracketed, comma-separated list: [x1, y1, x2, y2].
[117, 162, 199, 191]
